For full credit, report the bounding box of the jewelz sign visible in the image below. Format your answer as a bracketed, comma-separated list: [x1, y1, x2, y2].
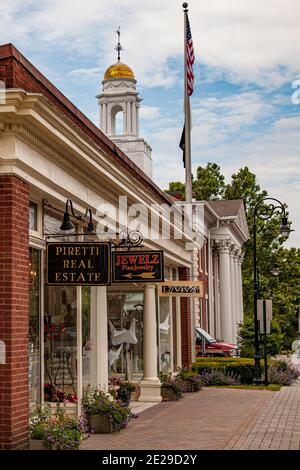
[46, 242, 110, 285]
[112, 250, 164, 283]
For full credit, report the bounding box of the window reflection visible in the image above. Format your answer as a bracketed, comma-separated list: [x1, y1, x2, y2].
[44, 286, 77, 402]
[29, 248, 41, 404]
[107, 292, 144, 380]
[159, 297, 171, 373]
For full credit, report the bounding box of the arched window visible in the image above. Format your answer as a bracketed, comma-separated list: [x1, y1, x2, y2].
[111, 105, 124, 135]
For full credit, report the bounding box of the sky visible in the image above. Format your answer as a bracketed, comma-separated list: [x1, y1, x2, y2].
[0, 0, 299, 247]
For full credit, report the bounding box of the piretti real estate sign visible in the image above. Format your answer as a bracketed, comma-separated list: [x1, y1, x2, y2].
[112, 250, 164, 283]
[159, 281, 204, 297]
[46, 242, 110, 286]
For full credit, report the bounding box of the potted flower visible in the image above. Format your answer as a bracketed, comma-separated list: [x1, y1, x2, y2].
[159, 374, 183, 401]
[82, 386, 136, 433]
[29, 404, 88, 450]
[177, 368, 203, 392]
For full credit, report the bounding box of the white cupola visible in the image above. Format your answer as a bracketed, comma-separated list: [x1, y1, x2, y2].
[97, 28, 152, 178]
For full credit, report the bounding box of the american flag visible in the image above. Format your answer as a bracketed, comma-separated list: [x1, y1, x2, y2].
[186, 15, 195, 96]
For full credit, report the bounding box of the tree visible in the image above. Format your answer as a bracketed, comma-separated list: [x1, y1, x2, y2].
[193, 162, 225, 200]
[165, 181, 186, 195]
[167, 165, 300, 354]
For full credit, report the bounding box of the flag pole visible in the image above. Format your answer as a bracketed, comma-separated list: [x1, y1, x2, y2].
[183, 2, 192, 204]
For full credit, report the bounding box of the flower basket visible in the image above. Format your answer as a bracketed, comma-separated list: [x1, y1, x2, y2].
[30, 439, 47, 450]
[88, 413, 119, 434]
[181, 379, 202, 392]
[161, 386, 179, 401]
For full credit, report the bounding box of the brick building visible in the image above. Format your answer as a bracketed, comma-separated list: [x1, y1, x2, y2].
[0, 43, 248, 450]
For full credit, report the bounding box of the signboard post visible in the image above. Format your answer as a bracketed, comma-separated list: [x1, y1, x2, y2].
[257, 299, 273, 385]
[112, 251, 164, 283]
[46, 242, 111, 286]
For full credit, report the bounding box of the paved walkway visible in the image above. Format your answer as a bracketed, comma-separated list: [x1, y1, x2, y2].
[80, 382, 300, 450]
[226, 382, 300, 450]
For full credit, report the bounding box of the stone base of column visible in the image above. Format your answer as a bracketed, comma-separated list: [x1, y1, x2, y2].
[138, 380, 162, 402]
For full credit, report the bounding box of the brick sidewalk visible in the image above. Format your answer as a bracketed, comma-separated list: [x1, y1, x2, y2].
[81, 381, 300, 450]
[225, 381, 300, 450]
[80, 387, 274, 450]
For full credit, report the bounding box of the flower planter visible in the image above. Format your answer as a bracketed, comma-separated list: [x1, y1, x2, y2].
[29, 438, 47, 450]
[181, 380, 202, 392]
[88, 414, 119, 433]
[161, 386, 179, 401]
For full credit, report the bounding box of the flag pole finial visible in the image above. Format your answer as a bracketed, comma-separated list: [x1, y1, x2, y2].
[182, 2, 188, 11]
[114, 26, 123, 62]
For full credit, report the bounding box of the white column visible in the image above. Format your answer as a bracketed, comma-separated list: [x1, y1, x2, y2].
[213, 250, 220, 339]
[107, 104, 112, 135]
[238, 256, 244, 324]
[89, 287, 108, 391]
[218, 241, 233, 343]
[234, 251, 241, 339]
[126, 101, 131, 133]
[132, 102, 137, 135]
[139, 284, 162, 402]
[229, 247, 237, 344]
[101, 103, 107, 133]
[208, 239, 215, 335]
[136, 104, 140, 136]
[176, 296, 182, 369]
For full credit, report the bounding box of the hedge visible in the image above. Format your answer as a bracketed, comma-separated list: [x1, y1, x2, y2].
[192, 358, 256, 384]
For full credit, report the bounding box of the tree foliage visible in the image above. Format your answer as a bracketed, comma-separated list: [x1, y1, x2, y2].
[168, 164, 300, 354]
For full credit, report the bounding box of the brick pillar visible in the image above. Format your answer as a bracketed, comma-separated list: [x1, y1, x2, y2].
[0, 175, 29, 449]
[179, 267, 192, 367]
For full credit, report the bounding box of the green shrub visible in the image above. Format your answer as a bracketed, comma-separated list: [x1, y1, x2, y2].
[192, 358, 256, 384]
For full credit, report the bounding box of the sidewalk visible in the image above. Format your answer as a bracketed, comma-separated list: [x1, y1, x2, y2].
[225, 381, 300, 450]
[81, 381, 300, 450]
[80, 382, 300, 450]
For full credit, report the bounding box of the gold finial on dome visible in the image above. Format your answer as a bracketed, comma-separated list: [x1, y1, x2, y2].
[103, 27, 135, 81]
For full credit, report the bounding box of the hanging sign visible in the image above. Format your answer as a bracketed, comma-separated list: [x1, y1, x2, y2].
[159, 280, 204, 297]
[112, 250, 164, 283]
[46, 242, 110, 285]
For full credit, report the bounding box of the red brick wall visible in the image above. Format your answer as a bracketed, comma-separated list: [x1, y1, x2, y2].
[179, 267, 192, 367]
[0, 175, 29, 449]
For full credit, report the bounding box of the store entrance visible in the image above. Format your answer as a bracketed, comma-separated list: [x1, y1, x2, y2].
[44, 285, 78, 402]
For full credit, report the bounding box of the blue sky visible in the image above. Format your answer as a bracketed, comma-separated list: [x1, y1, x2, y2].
[0, 0, 299, 247]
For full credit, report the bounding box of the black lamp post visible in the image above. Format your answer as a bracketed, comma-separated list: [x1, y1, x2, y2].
[253, 197, 292, 384]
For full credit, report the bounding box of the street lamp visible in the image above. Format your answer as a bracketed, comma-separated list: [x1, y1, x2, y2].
[253, 197, 292, 384]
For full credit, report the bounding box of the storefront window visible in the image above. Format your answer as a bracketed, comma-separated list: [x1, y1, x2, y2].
[107, 291, 144, 380]
[44, 285, 77, 402]
[159, 297, 171, 373]
[29, 247, 41, 404]
[82, 286, 92, 387]
[29, 202, 38, 231]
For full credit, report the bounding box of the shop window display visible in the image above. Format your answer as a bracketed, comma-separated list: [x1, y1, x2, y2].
[29, 247, 41, 404]
[107, 292, 144, 380]
[159, 297, 171, 373]
[44, 285, 77, 401]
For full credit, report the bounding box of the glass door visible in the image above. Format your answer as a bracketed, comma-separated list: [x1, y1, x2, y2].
[44, 285, 78, 403]
[29, 247, 41, 405]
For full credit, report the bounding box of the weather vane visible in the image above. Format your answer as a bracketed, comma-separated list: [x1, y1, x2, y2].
[114, 26, 123, 61]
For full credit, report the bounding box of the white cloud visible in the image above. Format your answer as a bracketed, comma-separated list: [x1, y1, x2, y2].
[152, 113, 300, 247]
[139, 106, 160, 120]
[1, 0, 300, 88]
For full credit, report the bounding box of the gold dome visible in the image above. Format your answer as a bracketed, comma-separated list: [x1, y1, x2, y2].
[104, 61, 135, 81]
